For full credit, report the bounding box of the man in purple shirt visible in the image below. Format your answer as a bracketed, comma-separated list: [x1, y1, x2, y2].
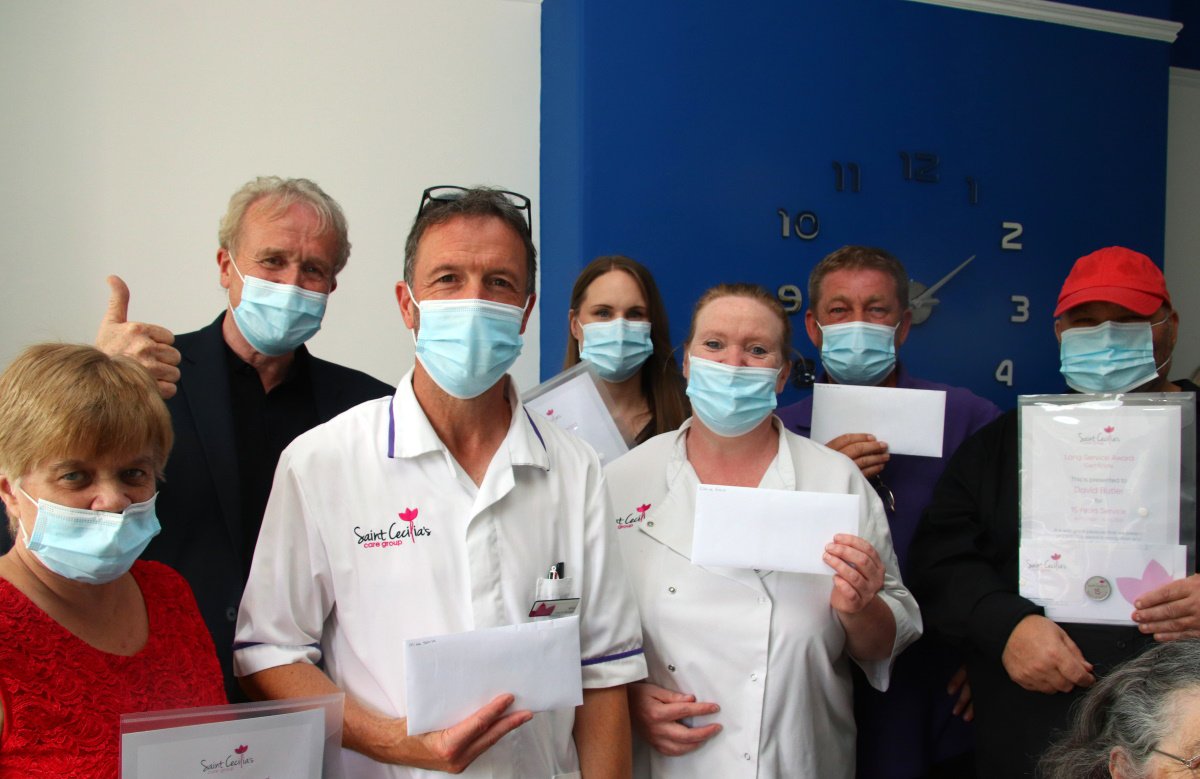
[776, 246, 1000, 779]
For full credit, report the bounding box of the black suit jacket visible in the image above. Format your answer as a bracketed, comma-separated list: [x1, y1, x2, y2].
[142, 314, 392, 701]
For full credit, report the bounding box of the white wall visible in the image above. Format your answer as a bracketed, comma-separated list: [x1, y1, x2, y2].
[0, 0, 542, 389]
[1166, 67, 1200, 382]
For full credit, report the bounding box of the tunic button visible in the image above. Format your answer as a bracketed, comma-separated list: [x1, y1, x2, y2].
[750, 672, 758, 681]
[1117, 640, 1128, 649]
[668, 586, 677, 594]
[647, 521, 655, 527]
[225, 607, 237, 622]
[744, 753, 752, 761]
[668, 664, 676, 672]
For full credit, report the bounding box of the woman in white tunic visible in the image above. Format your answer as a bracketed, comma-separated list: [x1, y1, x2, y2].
[605, 283, 921, 778]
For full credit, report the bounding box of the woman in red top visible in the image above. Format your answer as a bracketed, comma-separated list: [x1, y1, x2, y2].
[0, 343, 226, 777]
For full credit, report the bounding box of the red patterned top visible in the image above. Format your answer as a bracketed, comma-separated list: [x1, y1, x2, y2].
[0, 560, 227, 778]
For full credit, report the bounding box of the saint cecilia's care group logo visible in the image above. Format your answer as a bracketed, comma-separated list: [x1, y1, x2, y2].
[615, 503, 651, 530]
[1026, 552, 1068, 571]
[200, 743, 253, 773]
[1077, 424, 1121, 445]
[354, 507, 433, 549]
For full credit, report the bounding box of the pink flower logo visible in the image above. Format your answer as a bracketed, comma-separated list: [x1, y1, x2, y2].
[546, 408, 555, 416]
[1104, 426, 1115, 434]
[1051, 553, 1061, 561]
[1117, 560, 1172, 605]
[234, 745, 248, 755]
[636, 503, 651, 514]
[399, 507, 419, 545]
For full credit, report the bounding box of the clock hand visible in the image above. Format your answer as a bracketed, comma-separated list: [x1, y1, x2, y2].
[911, 255, 975, 306]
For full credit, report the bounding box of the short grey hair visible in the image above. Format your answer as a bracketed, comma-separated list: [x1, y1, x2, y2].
[403, 186, 537, 296]
[1038, 640, 1200, 779]
[218, 176, 351, 275]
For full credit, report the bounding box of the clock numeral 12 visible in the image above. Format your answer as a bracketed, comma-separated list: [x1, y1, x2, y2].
[995, 359, 1014, 387]
[900, 151, 939, 183]
[777, 209, 820, 240]
[832, 162, 861, 193]
[1001, 221, 1024, 250]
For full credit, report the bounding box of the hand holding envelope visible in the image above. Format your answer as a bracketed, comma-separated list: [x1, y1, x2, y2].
[404, 616, 584, 736]
[811, 383, 947, 458]
[691, 484, 861, 575]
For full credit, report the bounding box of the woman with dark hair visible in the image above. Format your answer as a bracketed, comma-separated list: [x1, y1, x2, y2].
[565, 255, 689, 444]
[1039, 639, 1200, 779]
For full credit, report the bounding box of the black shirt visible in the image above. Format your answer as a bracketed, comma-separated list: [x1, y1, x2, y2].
[224, 345, 318, 577]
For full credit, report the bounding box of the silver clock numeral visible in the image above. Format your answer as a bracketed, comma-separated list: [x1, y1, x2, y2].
[995, 359, 1014, 387]
[1010, 295, 1030, 323]
[833, 162, 861, 193]
[776, 209, 820, 240]
[1001, 221, 1024, 250]
[777, 284, 803, 313]
[966, 176, 979, 205]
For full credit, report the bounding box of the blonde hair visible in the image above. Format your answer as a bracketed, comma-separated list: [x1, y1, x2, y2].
[0, 344, 173, 483]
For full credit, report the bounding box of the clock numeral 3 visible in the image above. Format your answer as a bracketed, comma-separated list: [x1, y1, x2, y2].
[1010, 295, 1030, 323]
[776, 209, 820, 240]
[900, 151, 939, 183]
[1001, 221, 1024, 250]
[995, 359, 1014, 387]
[832, 162, 861, 193]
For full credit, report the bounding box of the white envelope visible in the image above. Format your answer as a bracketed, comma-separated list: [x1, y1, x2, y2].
[404, 616, 584, 735]
[691, 484, 859, 574]
[810, 383, 946, 457]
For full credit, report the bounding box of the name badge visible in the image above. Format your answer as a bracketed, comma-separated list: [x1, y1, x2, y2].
[528, 598, 581, 619]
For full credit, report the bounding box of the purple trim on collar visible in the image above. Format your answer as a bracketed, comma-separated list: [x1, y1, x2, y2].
[581, 646, 644, 666]
[388, 398, 397, 458]
[523, 408, 547, 452]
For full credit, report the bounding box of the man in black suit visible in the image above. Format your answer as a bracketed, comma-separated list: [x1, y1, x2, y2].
[96, 177, 391, 700]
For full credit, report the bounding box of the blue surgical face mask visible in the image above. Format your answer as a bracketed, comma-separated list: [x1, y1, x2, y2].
[228, 255, 329, 357]
[413, 296, 526, 399]
[686, 355, 780, 438]
[17, 485, 160, 584]
[1059, 319, 1167, 394]
[580, 319, 654, 382]
[818, 321, 898, 386]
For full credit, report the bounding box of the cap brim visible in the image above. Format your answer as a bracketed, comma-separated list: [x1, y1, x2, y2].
[1054, 286, 1165, 317]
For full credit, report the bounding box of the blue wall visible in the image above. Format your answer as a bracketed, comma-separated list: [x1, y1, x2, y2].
[541, 0, 1173, 409]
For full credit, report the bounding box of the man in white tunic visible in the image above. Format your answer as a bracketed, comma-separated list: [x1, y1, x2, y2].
[233, 187, 647, 778]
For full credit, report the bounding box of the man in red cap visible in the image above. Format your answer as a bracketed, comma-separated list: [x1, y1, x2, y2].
[1053, 246, 1180, 396]
[909, 247, 1198, 778]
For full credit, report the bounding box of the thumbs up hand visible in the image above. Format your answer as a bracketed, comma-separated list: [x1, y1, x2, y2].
[96, 275, 181, 398]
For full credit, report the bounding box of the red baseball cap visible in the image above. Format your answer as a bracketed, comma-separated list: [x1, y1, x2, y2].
[1054, 246, 1171, 317]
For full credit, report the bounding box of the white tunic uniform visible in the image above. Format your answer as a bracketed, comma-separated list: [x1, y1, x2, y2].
[234, 370, 647, 779]
[605, 418, 921, 779]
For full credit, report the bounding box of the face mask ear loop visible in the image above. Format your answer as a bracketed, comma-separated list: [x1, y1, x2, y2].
[225, 250, 247, 314]
[13, 480, 35, 546]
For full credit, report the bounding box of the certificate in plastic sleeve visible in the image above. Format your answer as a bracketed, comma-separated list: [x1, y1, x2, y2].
[1018, 395, 1192, 625]
[120, 693, 342, 779]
